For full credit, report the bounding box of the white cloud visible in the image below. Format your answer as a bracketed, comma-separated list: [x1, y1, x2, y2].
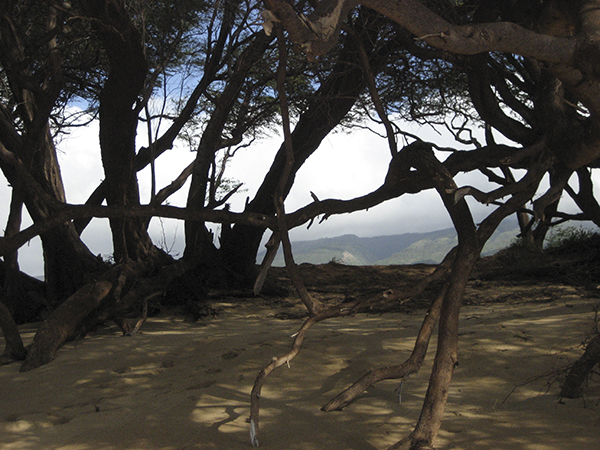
[3, 115, 599, 277]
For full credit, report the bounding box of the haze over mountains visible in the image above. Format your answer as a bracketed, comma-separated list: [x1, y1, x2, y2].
[261, 218, 521, 266]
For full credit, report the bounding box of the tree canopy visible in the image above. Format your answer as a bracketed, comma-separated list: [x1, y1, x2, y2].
[2, 1, 600, 449]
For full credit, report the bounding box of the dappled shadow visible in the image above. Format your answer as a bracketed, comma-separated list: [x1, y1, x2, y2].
[1, 269, 599, 450]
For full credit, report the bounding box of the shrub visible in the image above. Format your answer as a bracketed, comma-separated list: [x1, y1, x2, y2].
[545, 226, 600, 255]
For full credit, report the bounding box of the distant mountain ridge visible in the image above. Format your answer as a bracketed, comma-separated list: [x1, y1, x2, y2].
[260, 218, 521, 266]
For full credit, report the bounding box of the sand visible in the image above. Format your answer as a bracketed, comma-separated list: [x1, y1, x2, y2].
[1, 294, 599, 450]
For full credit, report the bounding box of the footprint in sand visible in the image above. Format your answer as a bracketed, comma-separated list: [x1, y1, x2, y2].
[221, 348, 245, 360]
[47, 414, 74, 426]
[112, 365, 131, 374]
[186, 379, 217, 390]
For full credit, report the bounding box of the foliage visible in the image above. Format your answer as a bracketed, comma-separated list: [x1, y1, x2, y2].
[4, 2, 600, 450]
[545, 226, 600, 255]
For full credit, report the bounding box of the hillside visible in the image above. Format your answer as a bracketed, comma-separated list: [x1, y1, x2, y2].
[262, 218, 520, 266]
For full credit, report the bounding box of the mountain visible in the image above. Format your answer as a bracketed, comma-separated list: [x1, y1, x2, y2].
[260, 218, 521, 266]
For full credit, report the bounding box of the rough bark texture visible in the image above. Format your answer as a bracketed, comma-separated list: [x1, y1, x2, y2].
[560, 334, 600, 398]
[20, 280, 114, 372]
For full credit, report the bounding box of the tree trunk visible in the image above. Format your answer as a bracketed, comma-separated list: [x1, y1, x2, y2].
[219, 31, 375, 283]
[387, 142, 480, 450]
[20, 280, 114, 372]
[0, 296, 26, 365]
[184, 31, 273, 265]
[566, 167, 600, 228]
[0, 6, 107, 304]
[393, 248, 479, 450]
[80, 0, 159, 263]
[560, 334, 600, 398]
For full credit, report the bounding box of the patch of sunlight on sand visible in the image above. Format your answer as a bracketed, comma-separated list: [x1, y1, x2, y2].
[349, 400, 396, 415]
[0, 441, 41, 450]
[4, 420, 33, 432]
[191, 395, 247, 425]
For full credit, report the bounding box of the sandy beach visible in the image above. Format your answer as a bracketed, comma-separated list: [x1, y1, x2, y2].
[1, 283, 599, 450]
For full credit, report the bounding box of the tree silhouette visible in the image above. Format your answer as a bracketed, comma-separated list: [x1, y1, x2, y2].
[1, 1, 600, 449]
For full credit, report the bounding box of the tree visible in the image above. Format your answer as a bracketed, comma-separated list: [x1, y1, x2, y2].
[2, 0, 600, 448]
[254, 0, 600, 448]
[220, 7, 409, 283]
[0, 0, 285, 367]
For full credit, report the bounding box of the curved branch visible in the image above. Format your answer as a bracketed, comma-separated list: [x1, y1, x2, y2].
[0, 204, 277, 258]
[264, 0, 576, 63]
[249, 314, 318, 447]
[322, 275, 449, 412]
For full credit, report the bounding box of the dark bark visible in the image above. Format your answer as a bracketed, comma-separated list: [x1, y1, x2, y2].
[267, 0, 600, 170]
[73, 1, 237, 236]
[560, 334, 600, 399]
[184, 30, 273, 264]
[0, 5, 106, 304]
[0, 296, 26, 365]
[219, 28, 380, 283]
[20, 280, 114, 372]
[19, 260, 149, 372]
[0, 259, 47, 324]
[566, 168, 600, 228]
[372, 142, 475, 450]
[80, 0, 156, 263]
[467, 56, 537, 145]
[396, 249, 478, 450]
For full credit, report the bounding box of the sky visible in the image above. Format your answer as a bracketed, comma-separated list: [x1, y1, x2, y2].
[0, 119, 592, 277]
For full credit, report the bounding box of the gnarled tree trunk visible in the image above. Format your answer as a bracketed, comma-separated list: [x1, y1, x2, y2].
[80, 0, 157, 264]
[220, 17, 395, 283]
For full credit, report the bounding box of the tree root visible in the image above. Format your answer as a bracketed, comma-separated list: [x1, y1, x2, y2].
[249, 314, 318, 447]
[19, 261, 147, 372]
[322, 287, 445, 411]
[0, 298, 26, 365]
[560, 333, 600, 398]
[20, 280, 114, 372]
